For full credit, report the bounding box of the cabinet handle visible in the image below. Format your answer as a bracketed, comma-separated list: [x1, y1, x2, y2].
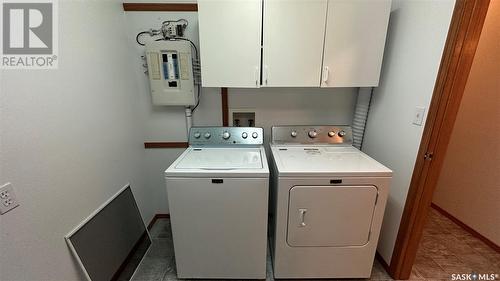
[322, 66, 330, 84]
[299, 208, 307, 227]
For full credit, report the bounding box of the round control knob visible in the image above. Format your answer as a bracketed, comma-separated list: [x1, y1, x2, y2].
[338, 130, 346, 137]
[222, 131, 231, 140]
[194, 132, 201, 139]
[291, 131, 298, 137]
[204, 132, 211, 139]
[252, 132, 258, 139]
[308, 130, 318, 138]
[241, 132, 248, 139]
[328, 131, 335, 138]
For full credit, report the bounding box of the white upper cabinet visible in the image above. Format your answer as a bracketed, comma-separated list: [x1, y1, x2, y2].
[198, 0, 262, 88]
[321, 0, 391, 87]
[197, 0, 391, 88]
[262, 0, 328, 87]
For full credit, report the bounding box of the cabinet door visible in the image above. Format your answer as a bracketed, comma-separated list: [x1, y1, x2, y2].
[262, 0, 327, 87]
[198, 0, 262, 88]
[321, 0, 391, 87]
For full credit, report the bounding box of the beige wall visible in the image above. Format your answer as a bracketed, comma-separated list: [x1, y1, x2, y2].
[432, 0, 500, 246]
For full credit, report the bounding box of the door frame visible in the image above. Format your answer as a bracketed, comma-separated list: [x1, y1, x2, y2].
[387, 0, 491, 279]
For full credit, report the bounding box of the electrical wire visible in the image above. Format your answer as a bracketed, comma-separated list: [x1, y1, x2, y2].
[136, 20, 196, 58]
[169, 38, 201, 112]
[191, 83, 202, 113]
[136, 20, 202, 112]
[136, 29, 161, 46]
[172, 37, 198, 59]
[136, 31, 149, 46]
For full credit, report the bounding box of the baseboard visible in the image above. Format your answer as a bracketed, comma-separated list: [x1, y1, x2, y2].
[111, 230, 151, 281]
[431, 203, 499, 253]
[113, 214, 170, 279]
[147, 213, 170, 230]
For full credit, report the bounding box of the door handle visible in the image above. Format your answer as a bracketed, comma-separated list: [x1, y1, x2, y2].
[322, 66, 329, 84]
[299, 208, 307, 227]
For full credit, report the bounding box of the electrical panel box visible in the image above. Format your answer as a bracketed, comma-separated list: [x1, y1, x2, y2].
[145, 40, 195, 106]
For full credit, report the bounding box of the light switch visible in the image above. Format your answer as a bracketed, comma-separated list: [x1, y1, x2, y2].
[413, 107, 426, 126]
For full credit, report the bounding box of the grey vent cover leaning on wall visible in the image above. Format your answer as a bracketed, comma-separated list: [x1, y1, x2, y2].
[65, 185, 151, 281]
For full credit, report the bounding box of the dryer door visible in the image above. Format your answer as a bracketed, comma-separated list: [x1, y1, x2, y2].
[287, 185, 377, 247]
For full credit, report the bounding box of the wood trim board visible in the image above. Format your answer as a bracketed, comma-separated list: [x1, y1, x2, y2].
[123, 3, 198, 12]
[144, 142, 188, 149]
[221, 88, 229, 126]
[388, 0, 491, 279]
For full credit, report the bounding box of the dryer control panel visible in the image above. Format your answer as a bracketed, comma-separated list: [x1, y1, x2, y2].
[189, 127, 263, 146]
[272, 125, 353, 145]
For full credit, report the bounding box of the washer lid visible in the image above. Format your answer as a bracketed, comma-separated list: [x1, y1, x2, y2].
[271, 145, 392, 177]
[175, 147, 263, 169]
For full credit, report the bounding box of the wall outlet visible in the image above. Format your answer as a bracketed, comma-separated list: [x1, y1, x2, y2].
[0, 183, 20, 215]
[413, 106, 426, 126]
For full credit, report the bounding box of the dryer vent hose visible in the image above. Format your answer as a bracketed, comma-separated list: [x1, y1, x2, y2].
[352, 87, 373, 149]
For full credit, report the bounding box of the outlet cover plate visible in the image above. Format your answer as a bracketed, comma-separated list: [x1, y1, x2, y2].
[0, 183, 20, 214]
[413, 106, 426, 126]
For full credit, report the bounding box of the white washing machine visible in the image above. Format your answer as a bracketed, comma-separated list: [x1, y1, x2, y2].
[269, 125, 392, 279]
[165, 127, 269, 279]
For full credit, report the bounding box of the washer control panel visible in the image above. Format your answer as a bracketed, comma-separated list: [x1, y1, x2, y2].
[189, 127, 263, 145]
[272, 125, 353, 145]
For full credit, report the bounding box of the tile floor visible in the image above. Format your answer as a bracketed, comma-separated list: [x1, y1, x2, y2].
[410, 208, 499, 280]
[131, 208, 499, 281]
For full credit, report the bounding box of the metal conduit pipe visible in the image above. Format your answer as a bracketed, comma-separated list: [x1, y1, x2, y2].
[185, 106, 193, 137]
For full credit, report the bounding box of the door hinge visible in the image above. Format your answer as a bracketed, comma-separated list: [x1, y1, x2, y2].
[424, 152, 434, 161]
